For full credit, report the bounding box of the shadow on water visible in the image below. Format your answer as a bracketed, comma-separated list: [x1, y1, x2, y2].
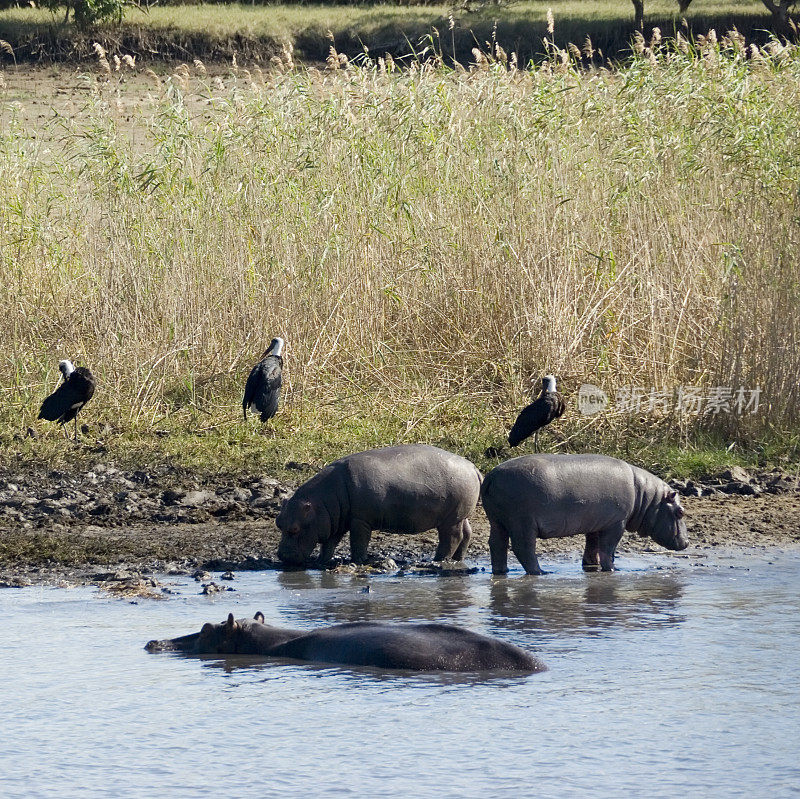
[275, 568, 478, 626]
[488, 571, 686, 638]
[272, 565, 686, 637]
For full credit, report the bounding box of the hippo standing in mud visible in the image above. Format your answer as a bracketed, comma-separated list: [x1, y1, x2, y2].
[481, 454, 689, 575]
[145, 612, 545, 673]
[276, 445, 482, 567]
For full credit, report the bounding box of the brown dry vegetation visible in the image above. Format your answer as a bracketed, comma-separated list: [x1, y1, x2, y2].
[0, 33, 799, 476]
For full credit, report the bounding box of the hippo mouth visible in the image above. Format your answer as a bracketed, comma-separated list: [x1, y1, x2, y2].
[145, 631, 201, 653]
[276, 548, 308, 567]
[664, 529, 690, 551]
[277, 540, 317, 567]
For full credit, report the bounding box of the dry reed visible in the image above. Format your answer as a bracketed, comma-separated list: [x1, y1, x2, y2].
[0, 36, 798, 463]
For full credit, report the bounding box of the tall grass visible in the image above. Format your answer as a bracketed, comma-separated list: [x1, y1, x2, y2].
[1, 32, 799, 471]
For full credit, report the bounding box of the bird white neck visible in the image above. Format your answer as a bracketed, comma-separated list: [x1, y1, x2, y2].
[542, 376, 557, 393]
[59, 360, 75, 378]
[269, 338, 285, 358]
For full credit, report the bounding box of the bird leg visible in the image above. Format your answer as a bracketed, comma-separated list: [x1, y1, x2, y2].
[74, 415, 79, 441]
[533, 431, 540, 453]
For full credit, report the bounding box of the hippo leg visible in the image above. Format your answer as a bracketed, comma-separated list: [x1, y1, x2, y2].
[582, 531, 601, 572]
[318, 531, 347, 567]
[510, 532, 545, 576]
[489, 522, 510, 574]
[598, 522, 625, 571]
[451, 518, 472, 561]
[348, 519, 373, 564]
[434, 519, 466, 561]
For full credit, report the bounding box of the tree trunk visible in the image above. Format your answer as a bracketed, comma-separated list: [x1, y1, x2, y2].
[632, 0, 644, 32]
[760, 0, 798, 38]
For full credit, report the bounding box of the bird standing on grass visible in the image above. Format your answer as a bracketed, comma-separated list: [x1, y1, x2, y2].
[243, 337, 284, 423]
[508, 375, 565, 451]
[38, 360, 97, 440]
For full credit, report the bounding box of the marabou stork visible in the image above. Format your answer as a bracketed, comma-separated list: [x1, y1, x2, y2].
[243, 337, 284, 423]
[38, 360, 97, 440]
[508, 375, 565, 451]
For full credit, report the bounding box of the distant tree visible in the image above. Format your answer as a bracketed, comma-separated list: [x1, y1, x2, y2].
[41, 0, 129, 27]
[679, 0, 798, 38]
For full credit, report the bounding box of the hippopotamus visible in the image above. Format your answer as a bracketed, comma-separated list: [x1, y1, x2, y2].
[145, 612, 545, 673]
[481, 454, 689, 575]
[276, 444, 482, 566]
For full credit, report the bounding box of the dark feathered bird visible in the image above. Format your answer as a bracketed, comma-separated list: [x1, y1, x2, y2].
[508, 375, 565, 451]
[38, 360, 97, 440]
[243, 337, 284, 423]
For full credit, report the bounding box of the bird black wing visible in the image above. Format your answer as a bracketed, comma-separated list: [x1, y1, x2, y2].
[508, 392, 565, 447]
[243, 356, 282, 422]
[508, 400, 548, 447]
[71, 368, 96, 403]
[549, 392, 566, 420]
[38, 369, 96, 425]
[242, 364, 262, 417]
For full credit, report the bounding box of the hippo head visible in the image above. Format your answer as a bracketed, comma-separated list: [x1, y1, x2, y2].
[195, 612, 266, 655]
[644, 489, 689, 551]
[144, 612, 265, 654]
[276, 497, 327, 565]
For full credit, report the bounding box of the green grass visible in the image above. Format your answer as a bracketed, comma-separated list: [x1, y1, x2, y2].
[6, 395, 798, 482]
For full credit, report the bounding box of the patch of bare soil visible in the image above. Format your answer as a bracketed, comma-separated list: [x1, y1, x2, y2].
[0, 463, 798, 591]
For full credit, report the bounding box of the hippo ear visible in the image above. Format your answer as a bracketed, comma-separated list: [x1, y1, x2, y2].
[665, 489, 678, 503]
[226, 613, 237, 631]
[254, 612, 265, 624]
[299, 500, 314, 519]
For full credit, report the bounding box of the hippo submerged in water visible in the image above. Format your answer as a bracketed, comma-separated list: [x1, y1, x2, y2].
[481, 454, 689, 575]
[145, 613, 545, 673]
[276, 444, 482, 567]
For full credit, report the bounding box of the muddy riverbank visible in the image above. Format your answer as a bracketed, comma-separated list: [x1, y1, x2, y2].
[1, 463, 798, 591]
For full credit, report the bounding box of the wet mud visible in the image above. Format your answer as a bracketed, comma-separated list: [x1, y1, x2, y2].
[0, 463, 798, 592]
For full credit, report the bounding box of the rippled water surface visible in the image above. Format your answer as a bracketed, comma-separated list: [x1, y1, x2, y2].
[2, 551, 799, 798]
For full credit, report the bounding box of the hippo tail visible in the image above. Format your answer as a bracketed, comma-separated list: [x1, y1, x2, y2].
[479, 466, 494, 504]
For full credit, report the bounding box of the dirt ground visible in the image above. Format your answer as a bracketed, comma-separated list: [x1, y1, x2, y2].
[1, 462, 798, 592]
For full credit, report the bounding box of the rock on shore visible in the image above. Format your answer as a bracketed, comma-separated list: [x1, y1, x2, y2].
[0, 463, 798, 591]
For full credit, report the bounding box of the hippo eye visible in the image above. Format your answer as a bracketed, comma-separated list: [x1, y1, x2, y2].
[675, 506, 685, 519]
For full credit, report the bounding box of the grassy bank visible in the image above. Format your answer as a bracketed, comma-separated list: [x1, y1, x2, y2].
[0, 1, 786, 64]
[1, 35, 799, 480]
[3, 404, 796, 484]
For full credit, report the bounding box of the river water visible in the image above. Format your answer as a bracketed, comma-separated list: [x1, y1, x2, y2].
[2, 551, 798, 799]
